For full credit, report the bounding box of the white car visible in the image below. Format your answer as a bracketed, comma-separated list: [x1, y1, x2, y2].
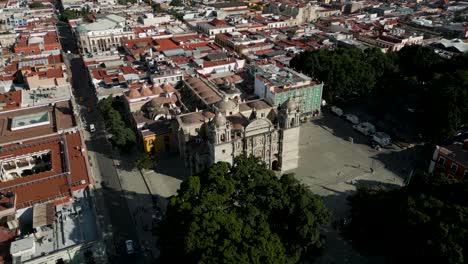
[344, 114, 359, 124]
[89, 124, 96, 133]
[353, 122, 376, 136]
[372, 132, 391, 147]
[125, 240, 134, 255]
[331, 106, 343, 117]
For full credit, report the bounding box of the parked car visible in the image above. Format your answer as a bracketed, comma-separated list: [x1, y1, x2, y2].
[331, 106, 343, 117]
[89, 124, 96, 133]
[372, 132, 391, 147]
[344, 114, 359, 124]
[353, 122, 376, 136]
[125, 240, 135, 255]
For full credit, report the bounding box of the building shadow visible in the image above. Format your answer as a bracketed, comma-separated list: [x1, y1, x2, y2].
[311, 112, 371, 146]
[151, 153, 190, 182]
[370, 144, 432, 180]
[315, 178, 402, 264]
[87, 186, 162, 264]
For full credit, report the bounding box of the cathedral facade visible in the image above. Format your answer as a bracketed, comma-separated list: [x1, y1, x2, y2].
[176, 97, 301, 174]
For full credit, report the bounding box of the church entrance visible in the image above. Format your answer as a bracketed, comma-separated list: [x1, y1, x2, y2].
[271, 160, 279, 171]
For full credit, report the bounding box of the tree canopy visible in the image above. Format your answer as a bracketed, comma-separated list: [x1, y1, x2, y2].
[97, 96, 136, 152]
[158, 155, 330, 264]
[136, 152, 154, 170]
[290, 46, 468, 142]
[345, 172, 468, 264]
[29, 1, 45, 8]
[169, 0, 183, 6]
[59, 7, 91, 22]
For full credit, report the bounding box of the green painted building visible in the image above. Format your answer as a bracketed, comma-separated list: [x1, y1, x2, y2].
[251, 64, 324, 115]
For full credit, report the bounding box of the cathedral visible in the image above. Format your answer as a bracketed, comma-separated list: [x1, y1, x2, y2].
[175, 95, 301, 174]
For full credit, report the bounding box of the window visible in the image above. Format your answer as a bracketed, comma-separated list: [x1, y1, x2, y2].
[222, 149, 226, 154]
[464, 170, 468, 178]
[437, 157, 446, 165]
[451, 163, 458, 173]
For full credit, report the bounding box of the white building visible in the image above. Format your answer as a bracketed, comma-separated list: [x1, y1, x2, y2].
[196, 18, 235, 39]
[139, 13, 171, 26]
[76, 14, 135, 53]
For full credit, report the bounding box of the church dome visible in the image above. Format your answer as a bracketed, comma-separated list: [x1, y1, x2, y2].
[286, 99, 297, 111]
[127, 88, 141, 99]
[162, 82, 175, 93]
[149, 98, 161, 108]
[216, 96, 236, 112]
[214, 112, 227, 127]
[140, 85, 153, 96]
[151, 85, 164, 95]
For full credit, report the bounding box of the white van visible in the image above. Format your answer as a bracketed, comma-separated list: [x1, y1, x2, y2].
[344, 114, 359, 124]
[372, 132, 391, 147]
[353, 122, 376, 136]
[125, 240, 134, 255]
[331, 106, 343, 117]
[89, 124, 96, 133]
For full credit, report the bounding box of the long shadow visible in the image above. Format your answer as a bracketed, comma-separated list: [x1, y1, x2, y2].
[370, 144, 432, 180]
[151, 153, 190, 181]
[50, 187, 163, 264]
[311, 111, 371, 146]
[316, 178, 402, 264]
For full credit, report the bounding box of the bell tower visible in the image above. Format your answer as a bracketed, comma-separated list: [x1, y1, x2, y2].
[278, 99, 301, 171]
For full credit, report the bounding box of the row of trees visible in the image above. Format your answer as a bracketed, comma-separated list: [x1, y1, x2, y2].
[345, 172, 468, 264]
[158, 155, 330, 263]
[97, 96, 136, 152]
[290, 46, 468, 142]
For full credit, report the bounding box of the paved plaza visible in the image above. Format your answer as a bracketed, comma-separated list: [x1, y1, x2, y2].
[135, 111, 422, 264]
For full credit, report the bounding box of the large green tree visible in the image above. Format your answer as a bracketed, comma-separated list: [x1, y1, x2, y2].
[290, 46, 468, 142]
[159, 155, 330, 263]
[290, 48, 379, 102]
[97, 96, 136, 152]
[345, 172, 468, 264]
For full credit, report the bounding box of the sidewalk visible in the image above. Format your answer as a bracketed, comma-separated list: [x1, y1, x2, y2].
[110, 149, 160, 261]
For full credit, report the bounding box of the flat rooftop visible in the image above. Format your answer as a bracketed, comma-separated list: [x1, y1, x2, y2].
[21, 86, 72, 108]
[12, 196, 98, 263]
[253, 64, 313, 88]
[0, 101, 76, 145]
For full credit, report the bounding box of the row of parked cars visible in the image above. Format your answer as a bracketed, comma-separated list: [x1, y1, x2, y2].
[331, 106, 392, 148]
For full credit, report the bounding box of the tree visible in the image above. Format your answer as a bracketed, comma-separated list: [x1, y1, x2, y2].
[345, 172, 468, 264]
[97, 96, 136, 152]
[136, 153, 154, 170]
[59, 8, 80, 22]
[290, 46, 468, 142]
[290, 48, 377, 103]
[159, 155, 330, 264]
[29, 1, 44, 8]
[169, 0, 183, 6]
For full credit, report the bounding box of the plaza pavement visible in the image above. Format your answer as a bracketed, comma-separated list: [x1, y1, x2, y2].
[133, 111, 421, 264]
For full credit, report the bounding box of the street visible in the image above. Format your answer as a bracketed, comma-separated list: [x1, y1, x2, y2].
[56, 17, 154, 263]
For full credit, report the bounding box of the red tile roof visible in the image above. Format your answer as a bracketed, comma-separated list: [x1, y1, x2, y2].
[210, 18, 226, 26]
[0, 101, 76, 144]
[0, 132, 90, 208]
[0, 91, 21, 112]
[155, 39, 179, 51]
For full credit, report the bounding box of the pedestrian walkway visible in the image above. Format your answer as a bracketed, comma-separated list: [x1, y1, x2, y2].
[111, 150, 160, 261]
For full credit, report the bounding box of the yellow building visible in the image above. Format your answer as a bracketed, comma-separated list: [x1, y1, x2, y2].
[141, 122, 176, 153]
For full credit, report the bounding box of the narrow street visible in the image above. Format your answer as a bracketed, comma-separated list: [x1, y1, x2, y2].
[55, 15, 151, 263]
